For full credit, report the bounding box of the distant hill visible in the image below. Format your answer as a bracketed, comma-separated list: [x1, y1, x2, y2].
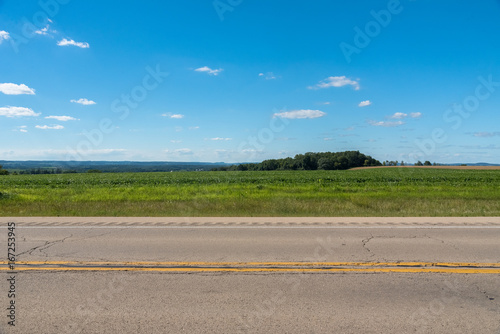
[0, 161, 232, 173]
[445, 163, 500, 166]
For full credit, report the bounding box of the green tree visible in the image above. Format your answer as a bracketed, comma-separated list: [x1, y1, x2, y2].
[0, 165, 9, 175]
[318, 157, 335, 170]
[87, 169, 102, 173]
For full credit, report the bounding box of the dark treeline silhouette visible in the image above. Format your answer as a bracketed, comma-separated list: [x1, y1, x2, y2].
[213, 151, 382, 171]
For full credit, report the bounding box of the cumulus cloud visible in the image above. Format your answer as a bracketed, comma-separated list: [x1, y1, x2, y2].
[0, 106, 40, 117]
[35, 26, 49, 35]
[162, 113, 184, 119]
[389, 112, 422, 119]
[0, 83, 36, 95]
[258, 72, 277, 80]
[389, 112, 407, 119]
[71, 98, 96, 105]
[45, 116, 79, 121]
[309, 76, 360, 90]
[57, 38, 90, 48]
[368, 120, 404, 127]
[15, 126, 28, 133]
[273, 109, 326, 119]
[35, 125, 64, 130]
[0, 31, 10, 44]
[195, 66, 223, 76]
[34, 25, 56, 36]
[358, 100, 372, 107]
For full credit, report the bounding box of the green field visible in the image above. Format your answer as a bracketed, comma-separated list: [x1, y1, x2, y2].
[0, 168, 499, 216]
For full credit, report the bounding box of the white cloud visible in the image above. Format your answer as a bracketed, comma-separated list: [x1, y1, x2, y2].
[165, 148, 193, 155]
[15, 126, 28, 133]
[194, 66, 223, 76]
[170, 140, 182, 143]
[358, 100, 372, 107]
[368, 120, 404, 127]
[0, 31, 10, 44]
[389, 112, 407, 119]
[273, 109, 326, 119]
[57, 38, 90, 48]
[0, 106, 40, 117]
[45, 116, 79, 121]
[0, 83, 36, 95]
[35, 125, 64, 130]
[162, 113, 184, 119]
[258, 72, 277, 80]
[208, 137, 232, 141]
[35, 27, 48, 35]
[34, 25, 51, 36]
[189, 126, 200, 130]
[389, 112, 422, 119]
[309, 76, 360, 90]
[323, 137, 334, 141]
[473, 132, 500, 137]
[71, 98, 96, 105]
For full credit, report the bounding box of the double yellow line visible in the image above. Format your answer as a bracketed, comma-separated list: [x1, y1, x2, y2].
[2, 260, 500, 274]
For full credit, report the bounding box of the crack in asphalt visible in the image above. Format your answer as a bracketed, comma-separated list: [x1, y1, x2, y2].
[424, 234, 461, 252]
[16, 234, 73, 258]
[72, 228, 126, 242]
[361, 235, 374, 257]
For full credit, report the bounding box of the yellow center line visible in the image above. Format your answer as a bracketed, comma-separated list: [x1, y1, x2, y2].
[2, 260, 500, 274]
[1, 266, 500, 274]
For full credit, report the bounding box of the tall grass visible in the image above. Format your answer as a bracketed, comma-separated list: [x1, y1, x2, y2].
[0, 169, 499, 216]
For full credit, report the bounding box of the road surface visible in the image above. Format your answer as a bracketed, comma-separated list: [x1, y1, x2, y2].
[1, 217, 500, 333]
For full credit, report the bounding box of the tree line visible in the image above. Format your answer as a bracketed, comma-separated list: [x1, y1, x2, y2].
[212, 151, 382, 171]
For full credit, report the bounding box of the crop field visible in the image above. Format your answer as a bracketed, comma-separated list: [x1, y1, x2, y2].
[0, 168, 499, 216]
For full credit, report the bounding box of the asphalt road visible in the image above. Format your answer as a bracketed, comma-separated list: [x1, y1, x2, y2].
[1, 217, 500, 333]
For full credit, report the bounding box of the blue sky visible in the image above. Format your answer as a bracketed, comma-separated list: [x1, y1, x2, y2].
[1, 0, 499, 163]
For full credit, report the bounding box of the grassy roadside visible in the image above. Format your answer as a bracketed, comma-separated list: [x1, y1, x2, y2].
[0, 168, 499, 216]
